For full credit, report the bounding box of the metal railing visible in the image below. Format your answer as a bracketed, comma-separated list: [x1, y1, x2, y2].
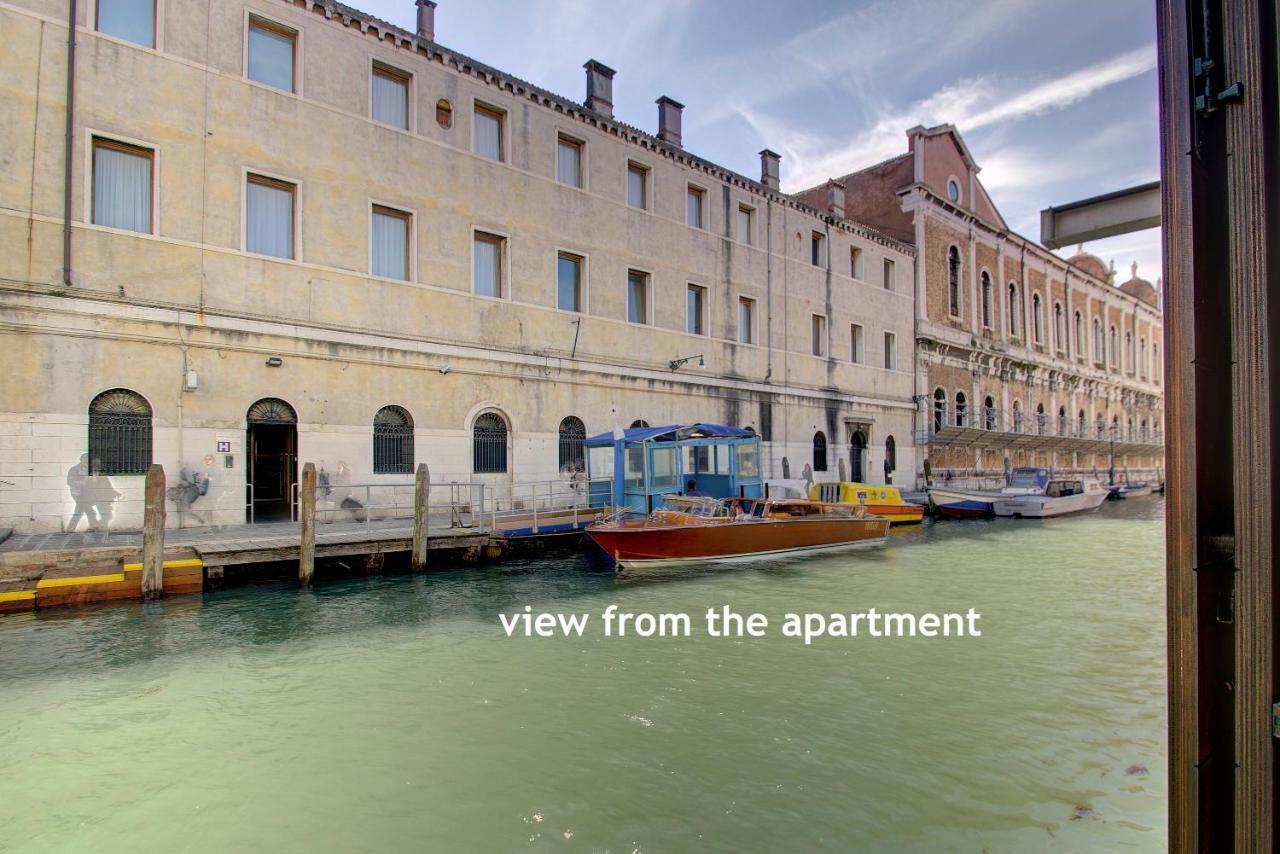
[926, 402, 1163, 444]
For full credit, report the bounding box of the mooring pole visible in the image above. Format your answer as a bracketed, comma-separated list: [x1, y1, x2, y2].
[141, 463, 166, 599]
[299, 462, 316, 586]
[411, 462, 430, 571]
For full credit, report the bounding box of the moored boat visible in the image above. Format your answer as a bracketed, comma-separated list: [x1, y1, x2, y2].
[1107, 481, 1155, 500]
[993, 478, 1109, 518]
[585, 497, 889, 569]
[927, 467, 1050, 518]
[809, 481, 924, 524]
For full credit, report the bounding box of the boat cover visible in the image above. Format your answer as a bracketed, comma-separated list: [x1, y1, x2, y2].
[584, 423, 756, 447]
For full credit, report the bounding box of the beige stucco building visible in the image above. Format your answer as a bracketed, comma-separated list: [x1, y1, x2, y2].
[800, 125, 1165, 482]
[0, 0, 921, 532]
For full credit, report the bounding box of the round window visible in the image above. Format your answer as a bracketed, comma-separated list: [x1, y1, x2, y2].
[947, 178, 960, 202]
[435, 98, 453, 129]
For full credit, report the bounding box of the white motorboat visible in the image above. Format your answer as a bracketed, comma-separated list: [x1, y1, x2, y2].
[927, 467, 1050, 518]
[993, 478, 1110, 518]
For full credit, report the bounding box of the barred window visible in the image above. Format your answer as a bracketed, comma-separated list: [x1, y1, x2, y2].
[558, 416, 586, 472]
[88, 389, 152, 475]
[473, 412, 508, 474]
[373, 405, 414, 474]
[813, 431, 828, 472]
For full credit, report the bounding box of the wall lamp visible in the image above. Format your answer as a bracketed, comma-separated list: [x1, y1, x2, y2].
[669, 354, 704, 372]
[265, 356, 284, 367]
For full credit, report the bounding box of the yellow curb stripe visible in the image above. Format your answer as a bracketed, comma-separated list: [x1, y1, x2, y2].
[121, 559, 203, 571]
[0, 591, 37, 603]
[36, 573, 126, 589]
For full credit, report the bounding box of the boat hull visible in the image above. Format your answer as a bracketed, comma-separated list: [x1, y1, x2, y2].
[586, 516, 889, 568]
[993, 489, 1109, 518]
[927, 488, 1000, 518]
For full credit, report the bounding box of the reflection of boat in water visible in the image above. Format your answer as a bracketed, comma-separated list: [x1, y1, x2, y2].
[809, 482, 924, 525]
[993, 478, 1110, 518]
[1107, 482, 1155, 500]
[927, 467, 1049, 518]
[585, 496, 889, 569]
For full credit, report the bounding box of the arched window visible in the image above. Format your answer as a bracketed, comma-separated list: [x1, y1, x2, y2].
[1032, 294, 1043, 343]
[473, 412, 509, 473]
[558, 415, 586, 471]
[933, 388, 946, 432]
[1096, 414, 1106, 439]
[980, 271, 991, 328]
[88, 389, 152, 475]
[630, 419, 650, 429]
[1139, 337, 1147, 379]
[1140, 417, 1149, 441]
[435, 98, 453, 129]
[373, 405, 414, 474]
[1153, 344, 1160, 383]
[1053, 303, 1063, 350]
[1127, 417, 1135, 441]
[1012, 400, 1023, 433]
[1078, 409, 1086, 436]
[1057, 406, 1067, 436]
[1125, 331, 1133, 370]
[1110, 326, 1118, 366]
[1111, 414, 1121, 439]
[983, 395, 996, 430]
[1008, 284, 1020, 338]
[813, 431, 828, 472]
[1036, 403, 1046, 435]
[1074, 311, 1084, 354]
[1093, 318, 1103, 361]
[955, 392, 967, 427]
[947, 246, 961, 316]
[884, 435, 897, 472]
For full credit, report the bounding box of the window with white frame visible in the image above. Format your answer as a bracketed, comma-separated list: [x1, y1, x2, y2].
[627, 270, 648, 324]
[371, 62, 410, 129]
[473, 231, 504, 297]
[245, 174, 295, 259]
[736, 205, 754, 245]
[556, 134, 583, 188]
[371, 204, 410, 280]
[883, 257, 895, 290]
[738, 297, 756, 344]
[627, 162, 649, 210]
[686, 185, 705, 229]
[686, 284, 706, 335]
[247, 16, 296, 93]
[811, 232, 826, 267]
[96, 0, 155, 47]
[850, 323, 863, 363]
[557, 252, 584, 312]
[91, 138, 152, 233]
[473, 103, 504, 161]
[883, 331, 896, 369]
[811, 314, 827, 356]
[850, 246, 862, 279]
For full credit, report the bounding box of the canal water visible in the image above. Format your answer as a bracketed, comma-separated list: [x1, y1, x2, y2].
[0, 500, 1166, 852]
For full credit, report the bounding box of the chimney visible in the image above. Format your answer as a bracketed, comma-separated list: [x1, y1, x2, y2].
[583, 59, 616, 118]
[759, 149, 781, 190]
[415, 0, 436, 42]
[825, 179, 845, 218]
[656, 96, 684, 147]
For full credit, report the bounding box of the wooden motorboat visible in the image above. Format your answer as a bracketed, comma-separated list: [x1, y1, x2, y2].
[993, 478, 1109, 518]
[585, 497, 889, 568]
[809, 481, 924, 524]
[927, 467, 1050, 518]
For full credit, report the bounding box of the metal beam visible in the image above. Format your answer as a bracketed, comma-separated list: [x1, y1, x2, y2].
[1039, 181, 1161, 249]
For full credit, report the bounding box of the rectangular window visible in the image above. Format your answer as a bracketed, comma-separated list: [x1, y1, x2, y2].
[557, 252, 583, 312]
[627, 162, 648, 210]
[736, 205, 753, 245]
[556, 135, 583, 188]
[738, 297, 755, 344]
[811, 314, 827, 356]
[686, 186, 705, 229]
[473, 232, 504, 297]
[91, 138, 152, 233]
[247, 17, 296, 93]
[850, 246, 862, 279]
[96, 0, 155, 47]
[371, 63, 410, 130]
[686, 284, 706, 335]
[245, 174, 295, 259]
[850, 323, 863, 363]
[883, 258, 895, 290]
[811, 232, 825, 267]
[627, 270, 648, 324]
[371, 205, 410, 280]
[473, 104, 504, 161]
[884, 332, 896, 369]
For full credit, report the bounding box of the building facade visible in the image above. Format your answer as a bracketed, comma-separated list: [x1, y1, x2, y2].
[0, 0, 919, 532]
[800, 125, 1165, 483]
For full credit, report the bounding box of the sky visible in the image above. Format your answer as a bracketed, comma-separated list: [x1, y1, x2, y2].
[359, 0, 1163, 283]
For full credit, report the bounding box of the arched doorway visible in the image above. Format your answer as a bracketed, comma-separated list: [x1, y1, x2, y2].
[247, 398, 297, 522]
[849, 430, 867, 483]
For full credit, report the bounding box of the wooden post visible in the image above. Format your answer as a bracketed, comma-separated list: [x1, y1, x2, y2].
[141, 464, 165, 599]
[299, 462, 316, 586]
[411, 462, 430, 571]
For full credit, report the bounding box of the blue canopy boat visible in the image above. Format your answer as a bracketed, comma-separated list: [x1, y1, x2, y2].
[584, 423, 762, 514]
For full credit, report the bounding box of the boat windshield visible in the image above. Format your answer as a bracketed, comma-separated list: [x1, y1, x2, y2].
[660, 495, 728, 517]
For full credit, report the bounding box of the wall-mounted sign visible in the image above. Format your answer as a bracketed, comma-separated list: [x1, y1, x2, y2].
[217, 441, 232, 453]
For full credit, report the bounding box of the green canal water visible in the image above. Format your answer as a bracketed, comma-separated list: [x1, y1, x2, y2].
[0, 501, 1166, 852]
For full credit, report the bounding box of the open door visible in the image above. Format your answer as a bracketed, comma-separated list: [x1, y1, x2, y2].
[246, 398, 297, 523]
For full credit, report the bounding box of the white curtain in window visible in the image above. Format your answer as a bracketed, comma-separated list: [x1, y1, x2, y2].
[473, 110, 501, 160]
[248, 24, 294, 91]
[474, 238, 500, 296]
[93, 145, 150, 233]
[557, 141, 580, 187]
[372, 210, 407, 279]
[627, 168, 646, 208]
[246, 180, 293, 258]
[372, 73, 408, 129]
[686, 191, 702, 227]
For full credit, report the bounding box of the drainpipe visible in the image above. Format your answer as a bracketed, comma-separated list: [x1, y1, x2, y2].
[63, 0, 78, 287]
[764, 197, 773, 381]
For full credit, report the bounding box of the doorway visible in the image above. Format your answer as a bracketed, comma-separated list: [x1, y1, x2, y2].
[849, 430, 867, 483]
[246, 398, 297, 523]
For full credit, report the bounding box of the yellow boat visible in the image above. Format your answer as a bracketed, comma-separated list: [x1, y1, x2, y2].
[809, 482, 925, 525]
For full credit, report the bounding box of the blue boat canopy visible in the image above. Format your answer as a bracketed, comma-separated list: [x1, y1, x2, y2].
[584, 423, 755, 447]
